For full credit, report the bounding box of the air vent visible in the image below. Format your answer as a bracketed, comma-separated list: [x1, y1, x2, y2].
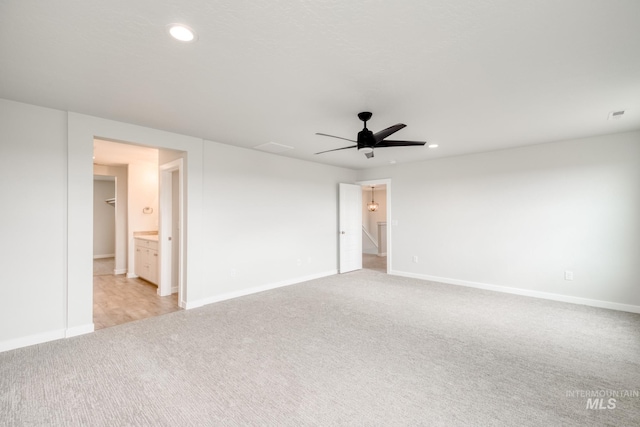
[608, 110, 626, 120]
[253, 142, 294, 153]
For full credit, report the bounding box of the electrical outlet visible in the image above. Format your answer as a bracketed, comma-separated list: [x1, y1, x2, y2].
[564, 271, 574, 281]
[413, 256, 419, 263]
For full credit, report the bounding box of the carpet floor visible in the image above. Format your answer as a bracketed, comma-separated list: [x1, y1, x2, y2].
[1, 270, 639, 426]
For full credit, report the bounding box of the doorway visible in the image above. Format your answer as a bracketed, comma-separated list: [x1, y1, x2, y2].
[358, 179, 391, 273]
[92, 139, 183, 329]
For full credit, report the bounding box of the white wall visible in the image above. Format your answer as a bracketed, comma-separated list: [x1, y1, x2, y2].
[200, 141, 356, 302]
[0, 99, 68, 347]
[126, 159, 159, 277]
[1, 97, 357, 351]
[128, 160, 159, 234]
[358, 131, 640, 310]
[93, 179, 115, 257]
[4, 93, 637, 352]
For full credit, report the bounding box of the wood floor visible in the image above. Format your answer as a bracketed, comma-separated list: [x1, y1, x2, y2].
[94, 256, 381, 330]
[363, 254, 387, 273]
[93, 258, 180, 330]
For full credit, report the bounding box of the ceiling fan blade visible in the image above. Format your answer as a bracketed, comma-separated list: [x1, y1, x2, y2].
[373, 124, 406, 143]
[375, 140, 426, 148]
[315, 145, 357, 155]
[315, 133, 357, 143]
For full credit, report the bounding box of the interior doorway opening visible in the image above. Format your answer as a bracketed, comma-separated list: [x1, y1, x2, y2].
[358, 179, 391, 274]
[91, 138, 184, 329]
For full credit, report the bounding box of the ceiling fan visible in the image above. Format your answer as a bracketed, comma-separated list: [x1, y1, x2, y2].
[315, 112, 426, 158]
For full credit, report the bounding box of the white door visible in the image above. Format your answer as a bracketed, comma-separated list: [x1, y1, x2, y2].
[339, 183, 362, 273]
[159, 158, 184, 302]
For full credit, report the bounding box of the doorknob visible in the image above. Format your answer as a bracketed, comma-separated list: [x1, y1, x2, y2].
[341, 231, 346, 234]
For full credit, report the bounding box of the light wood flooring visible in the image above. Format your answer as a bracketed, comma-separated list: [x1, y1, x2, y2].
[93, 258, 180, 330]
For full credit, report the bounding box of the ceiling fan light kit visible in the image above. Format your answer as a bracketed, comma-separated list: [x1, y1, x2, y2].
[315, 112, 427, 158]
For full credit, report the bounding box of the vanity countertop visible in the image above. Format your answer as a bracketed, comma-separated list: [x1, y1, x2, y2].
[134, 234, 158, 242]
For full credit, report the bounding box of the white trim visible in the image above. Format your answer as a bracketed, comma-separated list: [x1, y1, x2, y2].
[377, 252, 387, 257]
[93, 254, 115, 259]
[65, 323, 95, 338]
[0, 329, 65, 353]
[113, 268, 127, 275]
[390, 270, 640, 314]
[184, 270, 337, 309]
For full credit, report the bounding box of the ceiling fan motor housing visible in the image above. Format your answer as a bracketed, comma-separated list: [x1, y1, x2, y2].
[357, 129, 375, 150]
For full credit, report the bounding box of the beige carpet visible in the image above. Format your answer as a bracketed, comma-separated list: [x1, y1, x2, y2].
[1, 270, 639, 426]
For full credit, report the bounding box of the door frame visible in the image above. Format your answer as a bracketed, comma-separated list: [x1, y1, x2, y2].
[356, 178, 392, 273]
[67, 112, 204, 337]
[159, 159, 185, 306]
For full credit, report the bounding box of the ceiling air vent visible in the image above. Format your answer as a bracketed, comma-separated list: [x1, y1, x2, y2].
[253, 142, 294, 153]
[608, 110, 626, 120]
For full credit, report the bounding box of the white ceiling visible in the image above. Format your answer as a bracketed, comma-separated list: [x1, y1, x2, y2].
[1, 1, 639, 170]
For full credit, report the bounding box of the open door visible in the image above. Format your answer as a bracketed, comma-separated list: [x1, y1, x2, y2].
[339, 183, 363, 273]
[159, 158, 184, 304]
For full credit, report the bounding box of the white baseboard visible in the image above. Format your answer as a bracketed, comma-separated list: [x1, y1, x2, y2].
[185, 270, 338, 310]
[127, 273, 138, 279]
[377, 252, 387, 257]
[65, 323, 94, 338]
[390, 270, 640, 314]
[0, 329, 65, 353]
[113, 268, 127, 275]
[93, 254, 115, 259]
[1, 323, 95, 353]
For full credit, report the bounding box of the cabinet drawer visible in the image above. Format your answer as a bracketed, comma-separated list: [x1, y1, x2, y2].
[135, 238, 158, 250]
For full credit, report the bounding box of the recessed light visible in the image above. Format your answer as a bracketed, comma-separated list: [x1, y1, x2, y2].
[168, 24, 197, 42]
[428, 143, 439, 148]
[389, 160, 397, 165]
